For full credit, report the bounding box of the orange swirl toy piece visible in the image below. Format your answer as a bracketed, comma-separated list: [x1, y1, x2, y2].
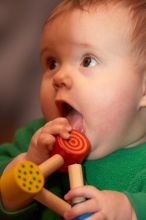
[51, 130, 90, 172]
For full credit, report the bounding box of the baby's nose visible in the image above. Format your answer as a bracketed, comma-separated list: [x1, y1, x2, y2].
[53, 69, 73, 90]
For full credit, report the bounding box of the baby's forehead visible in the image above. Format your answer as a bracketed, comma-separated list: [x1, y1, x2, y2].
[45, 3, 133, 31]
[47, 2, 131, 19]
[41, 5, 133, 61]
[43, 4, 133, 42]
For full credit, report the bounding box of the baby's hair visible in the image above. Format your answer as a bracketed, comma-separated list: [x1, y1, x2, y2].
[47, 0, 146, 72]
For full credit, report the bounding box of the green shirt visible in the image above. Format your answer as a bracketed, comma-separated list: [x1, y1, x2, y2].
[0, 118, 146, 220]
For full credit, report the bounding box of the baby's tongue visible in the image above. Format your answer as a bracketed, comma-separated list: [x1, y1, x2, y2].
[67, 110, 83, 132]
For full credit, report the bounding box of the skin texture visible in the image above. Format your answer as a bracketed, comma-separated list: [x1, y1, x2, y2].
[3, 3, 146, 219]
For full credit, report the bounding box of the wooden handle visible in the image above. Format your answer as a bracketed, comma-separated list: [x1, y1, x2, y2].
[68, 164, 85, 204]
[39, 154, 64, 178]
[35, 188, 71, 216]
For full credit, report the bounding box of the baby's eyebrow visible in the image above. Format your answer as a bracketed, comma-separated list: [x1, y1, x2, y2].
[40, 47, 54, 57]
[69, 41, 103, 56]
[70, 41, 95, 49]
[40, 48, 48, 57]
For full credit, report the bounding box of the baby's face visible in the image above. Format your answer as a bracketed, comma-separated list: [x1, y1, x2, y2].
[40, 5, 144, 159]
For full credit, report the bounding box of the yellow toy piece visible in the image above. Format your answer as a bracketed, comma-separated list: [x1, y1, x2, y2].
[0, 161, 44, 211]
[0, 159, 71, 215]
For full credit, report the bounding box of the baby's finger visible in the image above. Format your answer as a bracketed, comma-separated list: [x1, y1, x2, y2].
[44, 117, 71, 130]
[37, 133, 56, 150]
[65, 185, 100, 201]
[30, 127, 43, 146]
[64, 199, 100, 220]
[43, 118, 72, 138]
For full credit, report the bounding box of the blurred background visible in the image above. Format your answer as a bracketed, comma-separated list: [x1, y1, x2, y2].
[0, 0, 60, 143]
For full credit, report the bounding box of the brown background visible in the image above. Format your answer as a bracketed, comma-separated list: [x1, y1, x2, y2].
[0, 0, 60, 143]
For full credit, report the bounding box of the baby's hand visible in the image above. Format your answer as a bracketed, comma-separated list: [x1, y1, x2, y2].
[25, 117, 72, 164]
[64, 186, 137, 220]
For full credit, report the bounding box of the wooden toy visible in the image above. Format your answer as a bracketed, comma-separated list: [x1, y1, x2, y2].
[68, 164, 92, 220]
[51, 130, 90, 172]
[0, 130, 90, 217]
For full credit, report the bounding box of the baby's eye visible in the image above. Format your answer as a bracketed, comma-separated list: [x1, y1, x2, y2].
[47, 57, 58, 70]
[82, 56, 97, 68]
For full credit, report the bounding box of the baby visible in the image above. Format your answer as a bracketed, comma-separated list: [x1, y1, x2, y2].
[0, 0, 146, 219]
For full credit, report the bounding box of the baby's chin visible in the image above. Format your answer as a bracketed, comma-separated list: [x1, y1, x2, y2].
[87, 148, 108, 160]
[85, 137, 115, 160]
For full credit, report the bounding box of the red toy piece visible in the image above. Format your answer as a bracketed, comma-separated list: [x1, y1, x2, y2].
[51, 130, 90, 172]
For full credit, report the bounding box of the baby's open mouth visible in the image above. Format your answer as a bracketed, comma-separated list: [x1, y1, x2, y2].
[56, 101, 84, 132]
